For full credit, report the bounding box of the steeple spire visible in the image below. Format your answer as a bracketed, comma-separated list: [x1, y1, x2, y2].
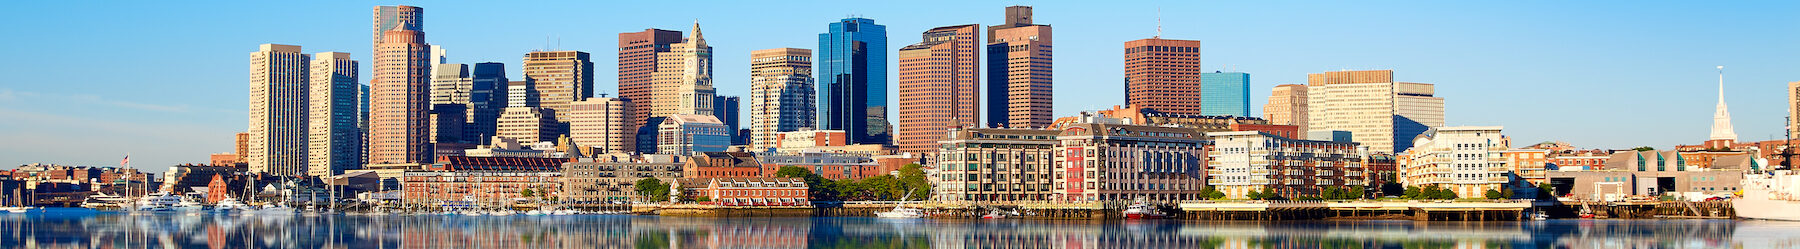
[689, 19, 706, 47]
[1711, 65, 1738, 141]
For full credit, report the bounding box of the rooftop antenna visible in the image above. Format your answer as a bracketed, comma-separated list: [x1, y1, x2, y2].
[1155, 8, 1163, 39]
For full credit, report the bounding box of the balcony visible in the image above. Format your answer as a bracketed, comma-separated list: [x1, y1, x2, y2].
[1487, 177, 1510, 183]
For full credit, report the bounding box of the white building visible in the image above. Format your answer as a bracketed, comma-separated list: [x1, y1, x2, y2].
[1399, 126, 1510, 198]
[1208, 131, 1366, 199]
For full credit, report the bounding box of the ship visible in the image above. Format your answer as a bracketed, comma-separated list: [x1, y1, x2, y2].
[1733, 170, 1800, 221]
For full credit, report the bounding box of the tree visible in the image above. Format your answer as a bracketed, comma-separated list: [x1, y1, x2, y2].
[1200, 186, 1226, 200]
[1632, 146, 1655, 151]
[895, 164, 932, 201]
[1485, 189, 1505, 199]
[1403, 186, 1422, 199]
[635, 178, 670, 202]
[1501, 188, 1516, 199]
[1536, 182, 1557, 200]
[775, 166, 839, 201]
[1350, 187, 1367, 200]
[1322, 187, 1345, 200]
[521, 188, 536, 197]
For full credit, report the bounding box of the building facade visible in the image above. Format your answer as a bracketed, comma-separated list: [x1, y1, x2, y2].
[1208, 131, 1366, 199]
[560, 161, 682, 204]
[749, 48, 816, 150]
[496, 107, 560, 144]
[618, 28, 684, 128]
[1305, 70, 1444, 153]
[466, 62, 508, 144]
[1054, 123, 1210, 202]
[249, 44, 311, 175]
[1503, 149, 1550, 185]
[570, 97, 634, 155]
[523, 50, 595, 121]
[658, 114, 730, 155]
[671, 178, 809, 206]
[369, 5, 432, 164]
[1398, 126, 1509, 198]
[1263, 84, 1308, 139]
[308, 51, 362, 177]
[934, 127, 1061, 203]
[1199, 72, 1249, 117]
[651, 23, 715, 118]
[897, 24, 981, 155]
[817, 18, 890, 145]
[758, 152, 888, 180]
[1123, 38, 1203, 115]
[684, 152, 763, 178]
[985, 6, 1053, 129]
[713, 95, 741, 145]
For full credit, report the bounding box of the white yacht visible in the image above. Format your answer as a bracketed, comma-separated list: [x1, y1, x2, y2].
[1734, 170, 1800, 221]
[874, 204, 926, 218]
[214, 197, 251, 211]
[173, 198, 206, 212]
[257, 203, 296, 215]
[82, 193, 130, 209]
[135, 192, 182, 211]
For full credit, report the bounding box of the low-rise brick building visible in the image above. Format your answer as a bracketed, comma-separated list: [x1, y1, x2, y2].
[671, 177, 809, 206]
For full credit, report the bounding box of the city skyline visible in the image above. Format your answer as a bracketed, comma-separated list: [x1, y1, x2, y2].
[2, 1, 1795, 172]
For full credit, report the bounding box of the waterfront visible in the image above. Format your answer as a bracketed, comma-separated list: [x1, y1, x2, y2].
[2, 208, 1798, 248]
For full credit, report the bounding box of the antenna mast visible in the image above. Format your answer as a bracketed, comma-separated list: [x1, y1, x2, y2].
[1155, 8, 1163, 39]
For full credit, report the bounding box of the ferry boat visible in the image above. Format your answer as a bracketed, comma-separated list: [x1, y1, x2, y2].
[1733, 170, 1800, 221]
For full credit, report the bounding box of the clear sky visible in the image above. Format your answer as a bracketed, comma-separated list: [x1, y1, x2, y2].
[2, 1, 1795, 173]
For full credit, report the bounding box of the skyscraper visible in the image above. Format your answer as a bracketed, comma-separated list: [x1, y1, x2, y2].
[369, 5, 431, 164]
[467, 62, 508, 144]
[507, 80, 539, 108]
[570, 97, 633, 155]
[713, 95, 741, 145]
[1200, 71, 1249, 117]
[986, 6, 1053, 128]
[1123, 38, 1203, 115]
[818, 18, 889, 145]
[652, 22, 715, 118]
[308, 52, 361, 177]
[1789, 81, 1800, 139]
[249, 44, 311, 175]
[429, 63, 471, 106]
[523, 50, 595, 121]
[749, 48, 816, 150]
[618, 29, 684, 127]
[897, 24, 980, 154]
[1264, 84, 1308, 139]
[1305, 70, 1443, 153]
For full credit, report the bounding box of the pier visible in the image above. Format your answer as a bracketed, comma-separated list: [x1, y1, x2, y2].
[1177, 200, 1537, 221]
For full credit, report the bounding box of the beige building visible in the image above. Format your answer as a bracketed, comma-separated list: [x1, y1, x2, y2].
[429, 63, 472, 106]
[1263, 84, 1308, 139]
[1399, 126, 1509, 198]
[749, 48, 815, 150]
[897, 24, 982, 155]
[369, 5, 432, 164]
[933, 127, 1061, 203]
[249, 44, 311, 175]
[308, 52, 361, 177]
[651, 22, 715, 118]
[570, 97, 633, 155]
[561, 161, 684, 205]
[497, 106, 561, 144]
[523, 50, 594, 121]
[1306, 70, 1443, 153]
[1053, 123, 1211, 202]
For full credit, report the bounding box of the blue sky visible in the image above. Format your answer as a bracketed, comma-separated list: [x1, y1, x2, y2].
[2, 1, 1795, 172]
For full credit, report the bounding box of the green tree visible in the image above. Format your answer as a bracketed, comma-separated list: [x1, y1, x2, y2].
[521, 188, 535, 197]
[1536, 182, 1557, 200]
[1501, 188, 1516, 199]
[634, 178, 670, 202]
[896, 164, 932, 201]
[1632, 146, 1655, 151]
[1485, 189, 1505, 199]
[1350, 187, 1366, 200]
[1403, 186, 1422, 199]
[775, 166, 840, 201]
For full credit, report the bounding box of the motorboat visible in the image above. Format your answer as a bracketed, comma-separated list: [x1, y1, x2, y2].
[257, 204, 296, 215]
[82, 193, 130, 209]
[874, 204, 926, 218]
[1122, 201, 1167, 219]
[981, 210, 1006, 219]
[135, 192, 182, 211]
[214, 197, 251, 211]
[173, 198, 206, 212]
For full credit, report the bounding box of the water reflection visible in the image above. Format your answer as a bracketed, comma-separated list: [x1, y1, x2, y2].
[1, 208, 1797, 248]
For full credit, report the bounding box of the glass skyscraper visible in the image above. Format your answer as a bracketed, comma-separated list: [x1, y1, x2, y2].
[818, 18, 889, 145]
[1200, 71, 1250, 117]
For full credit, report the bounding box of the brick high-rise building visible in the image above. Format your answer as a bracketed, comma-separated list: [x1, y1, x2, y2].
[523, 50, 595, 121]
[369, 5, 432, 165]
[617, 29, 684, 127]
[749, 48, 815, 150]
[249, 44, 310, 175]
[1790, 81, 1800, 139]
[1123, 38, 1203, 115]
[897, 24, 981, 155]
[308, 52, 361, 177]
[1263, 84, 1308, 139]
[1305, 70, 1443, 153]
[985, 6, 1053, 129]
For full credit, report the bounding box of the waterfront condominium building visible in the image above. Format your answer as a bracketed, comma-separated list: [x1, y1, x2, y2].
[1199, 71, 1249, 117]
[466, 62, 508, 144]
[570, 97, 633, 155]
[1207, 131, 1366, 199]
[1263, 84, 1308, 139]
[523, 50, 595, 121]
[985, 6, 1054, 129]
[749, 48, 817, 150]
[897, 24, 981, 155]
[713, 95, 741, 145]
[618, 29, 683, 127]
[1053, 123, 1210, 202]
[496, 106, 561, 144]
[369, 5, 432, 164]
[1123, 38, 1203, 116]
[817, 17, 890, 145]
[1398, 126, 1509, 198]
[249, 44, 311, 175]
[658, 114, 731, 155]
[933, 127, 1061, 203]
[651, 22, 715, 118]
[307, 52, 362, 177]
[1305, 70, 1444, 153]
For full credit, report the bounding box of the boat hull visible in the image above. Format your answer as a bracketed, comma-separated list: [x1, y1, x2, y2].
[1733, 186, 1800, 221]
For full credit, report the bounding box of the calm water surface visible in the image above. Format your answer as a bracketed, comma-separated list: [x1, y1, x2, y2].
[3, 208, 1799, 248]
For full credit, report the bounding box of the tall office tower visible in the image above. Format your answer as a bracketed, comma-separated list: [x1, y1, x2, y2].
[428, 45, 448, 76]
[897, 24, 981, 154]
[713, 95, 741, 145]
[248, 44, 311, 175]
[570, 97, 633, 155]
[985, 6, 1053, 128]
[1305, 70, 1443, 153]
[651, 22, 715, 117]
[618, 29, 684, 127]
[1123, 38, 1203, 115]
[358, 84, 369, 164]
[497, 107, 561, 144]
[523, 51, 595, 121]
[507, 80, 539, 107]
[429, 104, 467, 144]
[369, 5, 431, 164]
[429, 63, 470, 106]
[1789, 81, 1800, 139]
[818, 18, 889, 145]
[307, 52, 361, 177]
[1263, 84, 1308, 139]
[1200, 71, 1249, 116]
[466, 62, 508, 144]
[749, 48, 816, 150]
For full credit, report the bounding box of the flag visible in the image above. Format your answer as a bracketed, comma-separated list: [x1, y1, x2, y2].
[121, 155, 129, 167]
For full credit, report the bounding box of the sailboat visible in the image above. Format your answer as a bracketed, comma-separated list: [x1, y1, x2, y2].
[874, 190, 925, 218]
[3, 188, 34, 213]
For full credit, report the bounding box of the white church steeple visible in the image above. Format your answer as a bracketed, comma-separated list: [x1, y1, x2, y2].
[1711, 65, 1738, 141]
